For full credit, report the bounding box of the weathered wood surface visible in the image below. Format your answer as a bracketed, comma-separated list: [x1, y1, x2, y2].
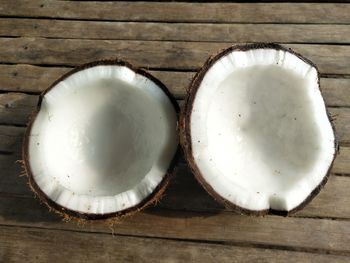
[0, 38, 349, 74]
[0, 196, 350, 255]
[0, 1, 349, 262]
[3, 225, 350, 263]
[1, 1, 350, 24]
[2, 18, 350, 44]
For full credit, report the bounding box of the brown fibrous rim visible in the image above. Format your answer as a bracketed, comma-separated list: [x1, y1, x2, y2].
[22, 58, 180, 220]
[180, 43, 338, 216]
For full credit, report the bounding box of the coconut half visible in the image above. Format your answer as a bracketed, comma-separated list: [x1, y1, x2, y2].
[181, 43, 337, 215]
[23, 60, 179, 220]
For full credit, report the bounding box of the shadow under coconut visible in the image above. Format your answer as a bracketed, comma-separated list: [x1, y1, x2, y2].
[0, 155, 222, 224]
[0, 160, 64, 224]
[0, 193, 65, 224]
[147, 158, 226, 219]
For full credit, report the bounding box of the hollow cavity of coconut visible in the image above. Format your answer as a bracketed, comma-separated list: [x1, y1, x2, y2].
[23, 60, 179, 220]
[181, 43, 336, 215]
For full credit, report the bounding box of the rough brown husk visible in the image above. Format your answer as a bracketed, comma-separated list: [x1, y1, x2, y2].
[180, 43, 338, 216]
[22, 59, 180, 221]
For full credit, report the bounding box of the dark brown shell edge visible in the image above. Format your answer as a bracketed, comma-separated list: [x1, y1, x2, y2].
[22, 59, 181, 221]
[180, 43, 338, 216]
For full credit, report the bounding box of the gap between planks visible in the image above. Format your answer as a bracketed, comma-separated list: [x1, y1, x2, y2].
[0, 1, 349, 24]
[1, 224, 350, 263]
[1, 223, 350, 258]
[0, 1, 348, 258]
[1, 18, 350, 44]
[0, 38, 350, 74]
[0, 201, 350, 256]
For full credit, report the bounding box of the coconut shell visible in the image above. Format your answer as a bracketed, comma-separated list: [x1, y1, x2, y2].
[22, 59, 180, 220]
[180, 43, 338, 216]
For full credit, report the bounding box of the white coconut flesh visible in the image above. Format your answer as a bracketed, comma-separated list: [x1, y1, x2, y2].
[28, 65, 178, 215]
[190, 48, 335, 212]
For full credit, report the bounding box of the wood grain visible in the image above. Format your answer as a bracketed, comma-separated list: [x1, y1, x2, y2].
[2, 225, 350, 263]
[0, 125, 23, 153]
[0, 38, 349, 74]
[331, 108, 350, 147]
[321, 78, 350, 107]
[0, 1, 349, 258]
[0, 1, 349, 24]
[0, 65, 349, 106]
[1, 18, 350, 43]
[0, 64, 69, 94]
[0, 93, 37, 126]
[334, 147, 350, 175]
[0, 196, 349, 254]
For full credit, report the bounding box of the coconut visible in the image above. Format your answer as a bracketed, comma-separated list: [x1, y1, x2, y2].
[180, 43, 337, 215]
[23, 60, 179, 220]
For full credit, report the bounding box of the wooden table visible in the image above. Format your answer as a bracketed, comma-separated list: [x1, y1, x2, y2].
[0, 1, 349, 262]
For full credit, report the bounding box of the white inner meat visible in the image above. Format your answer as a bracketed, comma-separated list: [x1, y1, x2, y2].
[28, 65, 178, 214]
[190, 49, 335, 211]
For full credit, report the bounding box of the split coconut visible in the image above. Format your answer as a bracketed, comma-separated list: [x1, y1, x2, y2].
[181, 43, 337, 215]
[23, 60, 179, 220]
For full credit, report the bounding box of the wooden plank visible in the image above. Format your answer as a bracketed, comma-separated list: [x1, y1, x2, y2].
[294, 175, 350, 218]
[321, 78, 350, 107]
[2, 225, 349, 263]
[335, 147, 350, 175]
[1, 65, 349, 106]
[0, 93, 37, 126]
[1, 18, 350, 44]
[0, 154, 30, 196]
[0, 2, 348, 258]
[0, 196, 349, 254]
[0, 150, 349, 219]
[0, 93, 348, 144]
[0, 38, 349, 74]
[0, 64, 69, 94]
[0, 1, 349, 24]
[330, 108, 350, 147]
[0, 125, 24, 153]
